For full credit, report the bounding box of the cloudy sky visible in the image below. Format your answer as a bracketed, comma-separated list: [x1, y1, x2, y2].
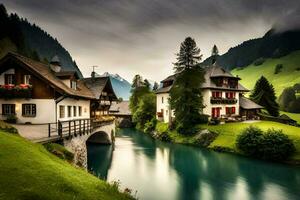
[2, 0, 300, 82]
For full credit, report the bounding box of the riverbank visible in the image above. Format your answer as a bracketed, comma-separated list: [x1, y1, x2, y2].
[154, 121, 300, 164]
[0, 130, 134, 200]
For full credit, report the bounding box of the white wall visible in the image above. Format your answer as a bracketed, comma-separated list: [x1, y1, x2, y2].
[156, 93, 174, 123]
[0, 68, 15, 84]
[202, 89, 240, 117]
[156, 89, 241, 123]
[56, 98, 90, 122]
[0, 99, 56, 124]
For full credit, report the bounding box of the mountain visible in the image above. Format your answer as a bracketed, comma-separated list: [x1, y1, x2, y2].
[231, 50, 300, 96]
[0, 4, 82, 77]
[202, 28, 300, 71]
[101, 72, 131, 100]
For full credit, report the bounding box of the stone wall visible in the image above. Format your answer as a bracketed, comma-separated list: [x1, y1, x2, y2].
[63, 121, 115, 168]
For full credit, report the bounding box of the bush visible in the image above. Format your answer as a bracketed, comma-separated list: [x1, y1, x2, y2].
[5, 115, 17, 124]
[157, 131, 172, 142]
[44, 143, 74, 162]
[198, 114, 209, 124]
[261, 129, 295, 160]
[274, 64, 283, 74]
[195, 130, 218, 147]
[236, 126, 295, 161]
[253, 58, 265, 66]
[236, 126, 264, 157]
[144, 118, 157, 133]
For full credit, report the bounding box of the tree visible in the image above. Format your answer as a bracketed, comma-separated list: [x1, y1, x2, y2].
[211, 44, 219, 64]
[274, 64, 283, 74]
[170, 37, 205, 135]
[152, 82, 159, 91]
[132, 93, 156, 130]
[173, 37, 202, 72]
[250, 76, 279, 116]
[129, 74, 150, 114]
[144, 79, 151, 90]
[279, 87, 296, 111]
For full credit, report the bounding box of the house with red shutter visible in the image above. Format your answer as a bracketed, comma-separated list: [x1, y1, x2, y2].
[155, 63, 263, 123]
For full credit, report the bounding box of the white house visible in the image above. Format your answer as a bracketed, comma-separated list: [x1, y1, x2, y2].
[0, 52, 117, 124]
[155, 64, 263, 123]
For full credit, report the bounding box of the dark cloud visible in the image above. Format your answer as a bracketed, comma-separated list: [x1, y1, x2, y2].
[2, 0, 300, 81]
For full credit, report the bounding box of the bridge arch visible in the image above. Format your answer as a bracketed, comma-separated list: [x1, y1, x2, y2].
[86, 131, 111, 144]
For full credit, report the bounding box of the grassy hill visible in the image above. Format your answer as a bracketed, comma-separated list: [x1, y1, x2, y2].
[0, 131, 134, 200]
[232, 50, 300, 96]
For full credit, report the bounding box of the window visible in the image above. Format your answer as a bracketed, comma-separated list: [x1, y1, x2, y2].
[78, 106, 82, 116]
[59, 106, 65, 118]
[166, 109, 168, 116]
[24, 75, 31, 85]
[226, 107, 236, 115]
[212, 107, 221, 118]
[22, 104, 36, 117]
[71, 81, 77, 90]
[212, 91, 222, 98]
[4, 74, 15, 85]
[225, 92, 236, 99]
[67, 106, 72, 117]
[162, 97, 164, 104]
[2, 104, 15, 115]
[73, 106, 77, 117]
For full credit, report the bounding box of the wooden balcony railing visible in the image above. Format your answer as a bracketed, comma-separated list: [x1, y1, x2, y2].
[0, 84, 32, 99]
[210, 97, 237, 104]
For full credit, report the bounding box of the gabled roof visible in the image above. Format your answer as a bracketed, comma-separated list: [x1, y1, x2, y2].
[239, 96, 264, 109]
[81, 76, 118, 101]
[156, 64, 249, 94]
[0, 52, 95, 99]
[109, 101, 131, 115]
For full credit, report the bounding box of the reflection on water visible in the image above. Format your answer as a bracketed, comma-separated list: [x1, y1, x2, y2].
[87, 128, 300, 200]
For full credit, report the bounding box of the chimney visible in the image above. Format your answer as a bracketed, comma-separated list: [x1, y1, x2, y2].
[50, 55, 61, 73]
[91, 71, 96, 81]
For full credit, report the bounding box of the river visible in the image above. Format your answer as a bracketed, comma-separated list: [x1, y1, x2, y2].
[87, 128, 300, 200]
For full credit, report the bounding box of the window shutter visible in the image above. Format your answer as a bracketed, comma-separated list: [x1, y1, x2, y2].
[232, 107, 235, 114]
[33, 104, 36, 116]
[12, 104, 15, 114]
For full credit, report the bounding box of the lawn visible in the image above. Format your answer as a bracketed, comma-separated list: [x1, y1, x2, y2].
[202, 121, 300, 161]
[0, 131, 134, 200]
[156, 121, 300, 162]
[231, 50, 300, 96]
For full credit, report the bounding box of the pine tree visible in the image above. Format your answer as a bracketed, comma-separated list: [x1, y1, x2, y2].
[152, 82, 159, 91]
[211, 44, 219, 64]
[170, 37, 205, 134]
[250, 76, 279, 116]
[129, 74, 149, 114]
[173, 37, 202, 72]
[144, 79, 151, 90]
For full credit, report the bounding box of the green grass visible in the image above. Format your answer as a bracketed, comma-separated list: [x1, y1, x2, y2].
[280, 111, 300, 124]
[0, 131, 134, 200]
[231, 50, 300, 96]
[156, 121, 300, 162]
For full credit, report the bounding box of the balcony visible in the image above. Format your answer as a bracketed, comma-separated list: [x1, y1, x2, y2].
[210, 97, 237, 104]
[0, 84, 32, 99]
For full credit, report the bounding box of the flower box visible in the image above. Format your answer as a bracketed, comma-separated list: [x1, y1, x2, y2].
[0, 84, 32, 99]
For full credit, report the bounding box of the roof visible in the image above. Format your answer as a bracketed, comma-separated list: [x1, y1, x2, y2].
[0, 52, 95, 99]
[239, 96, 264, 109]
[55, 71, 79, 79]
[279, 114, 296, 122]
[81, 76, 118, 101]
[109, 101, 131, 116]
[156, 64, 249, 94]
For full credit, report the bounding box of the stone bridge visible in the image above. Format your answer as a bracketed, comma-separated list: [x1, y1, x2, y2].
[14, 118, 115, 168]
[63, 120, 115, 167]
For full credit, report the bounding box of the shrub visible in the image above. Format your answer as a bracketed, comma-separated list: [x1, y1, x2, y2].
[44, 143, 74, 162]
[236, 126, 295, 161]
[261, 129, 295, 160]
[236, 126, 264, 157]
[5, 115, 17, 124]
[198, 114, 209, 124]
[195, 130, 218, 147]
[253, 58, 265, 66]
[157, 131, 172, 142]
[211, 146, 235, 153]
[274, 64, 283, 74]
[144, 118, 157, 133]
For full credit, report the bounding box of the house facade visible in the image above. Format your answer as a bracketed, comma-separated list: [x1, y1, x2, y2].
[0, 53, 117, 124]
[155, 64, 263, 123]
